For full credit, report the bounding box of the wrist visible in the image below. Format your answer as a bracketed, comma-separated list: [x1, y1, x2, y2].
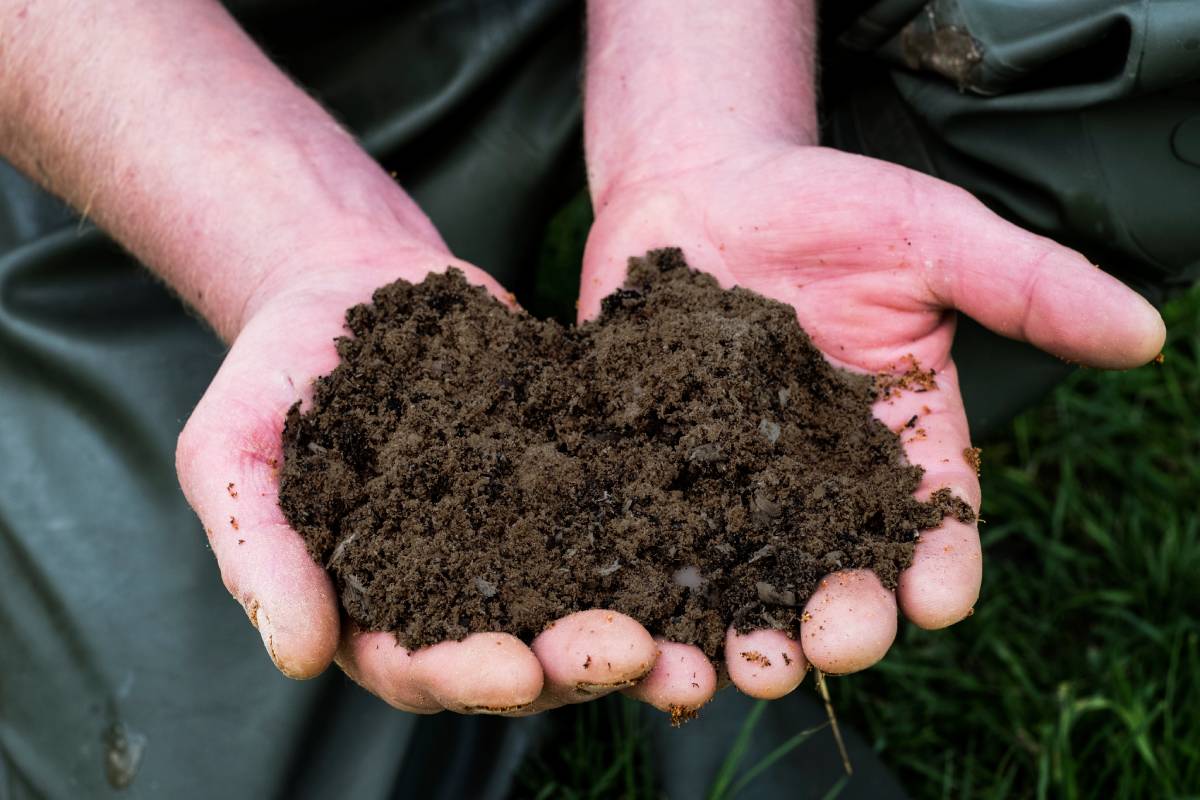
[129, 141, 451, 342]
[584, 0, 817, 210]
[233, 225, 453, 339]
[587, 131, 809, 213]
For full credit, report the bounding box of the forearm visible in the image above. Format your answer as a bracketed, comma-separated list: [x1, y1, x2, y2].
[584, 0, 818, 208]
[0, 0, 444, 340]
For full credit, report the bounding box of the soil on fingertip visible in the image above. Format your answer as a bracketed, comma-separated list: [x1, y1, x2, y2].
[278, 248, 973, 659]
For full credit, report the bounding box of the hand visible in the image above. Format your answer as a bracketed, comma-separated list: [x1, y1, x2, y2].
[0, 0, 665, 717]
[579, 144, 1166, 709]
[175, 244, 689, 714]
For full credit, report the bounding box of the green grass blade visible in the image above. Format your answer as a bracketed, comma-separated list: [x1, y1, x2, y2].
[728, 722, 829, 797]
[707, 700, 767, 800]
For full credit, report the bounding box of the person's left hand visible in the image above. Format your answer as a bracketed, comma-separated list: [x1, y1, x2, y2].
[579, 144, 1165, 711]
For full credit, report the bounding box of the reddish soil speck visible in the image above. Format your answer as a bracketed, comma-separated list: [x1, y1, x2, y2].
[963, 447, 982, 475]
[875, 355, 938, 399]
[740, 650, 772, 668]
[668, 705, 699, 727]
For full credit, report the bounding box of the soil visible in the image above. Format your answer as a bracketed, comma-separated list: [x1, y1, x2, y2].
[279, 248, 973, 658]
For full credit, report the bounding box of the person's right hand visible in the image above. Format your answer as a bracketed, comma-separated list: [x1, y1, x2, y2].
[175, 245, 668, 715]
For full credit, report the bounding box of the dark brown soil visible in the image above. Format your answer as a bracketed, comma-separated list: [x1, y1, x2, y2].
[279, 249, 972, 658]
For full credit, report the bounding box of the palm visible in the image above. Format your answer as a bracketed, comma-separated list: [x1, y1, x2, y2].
[586, 148, 1009, 370]
[580, 144, 1164, 680]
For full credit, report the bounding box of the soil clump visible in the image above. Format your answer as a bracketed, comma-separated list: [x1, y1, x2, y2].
[279, 249, 972, 658]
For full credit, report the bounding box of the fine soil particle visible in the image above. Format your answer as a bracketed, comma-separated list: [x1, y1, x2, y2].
[279, 248, 973, 658]
[669, 705, 700, 727]
[741, 651, 772, 668]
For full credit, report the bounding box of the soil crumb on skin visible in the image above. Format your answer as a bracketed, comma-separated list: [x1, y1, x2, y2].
[669, 705, 700, 727]
[741, 651, 772, 668]
[875, 354, 938, 399]
[279, 248, 974, 658]
[963, 446, 983, 475]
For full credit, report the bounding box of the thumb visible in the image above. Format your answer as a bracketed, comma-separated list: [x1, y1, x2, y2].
[176, 300, 342, 679]
[176, 257, 519, 680]
[912, 180, 1165, 369]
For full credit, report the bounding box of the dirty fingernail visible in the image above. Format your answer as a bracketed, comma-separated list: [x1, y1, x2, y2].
[575, 678, 640, 695]
[247, 600, 296, 678]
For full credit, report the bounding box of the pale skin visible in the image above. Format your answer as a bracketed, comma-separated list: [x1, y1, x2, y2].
[0, 0, 1165, 717]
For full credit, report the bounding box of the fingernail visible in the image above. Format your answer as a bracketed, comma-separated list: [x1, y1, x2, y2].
[253, 604, 279, 665]
[463, 702, 534, 715]
[243, 597, 261, 629]
[247, 599, 301, 679]
[574, 678, 639, 695]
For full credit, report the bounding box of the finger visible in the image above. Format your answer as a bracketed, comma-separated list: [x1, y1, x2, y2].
[875, 363, 984, 628]
[724, 628, 807, 699]
[622, 639, 717, 716]
[800, 569, 897, 675]
[899, 516, 982, 629]
[910, 175, 1165, 368]
[335, 630, 443, 714]
[872, 362, 980, 509]
[407, 633, 544, 714]
[529, 610, 658, 710]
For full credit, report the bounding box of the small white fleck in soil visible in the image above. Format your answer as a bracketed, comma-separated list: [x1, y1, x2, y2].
[673, 565, 706, 590]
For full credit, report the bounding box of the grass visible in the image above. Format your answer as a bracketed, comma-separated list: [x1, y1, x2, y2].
[706, 702, 834, 800]
[516, 197, 1200, 798]
[515, 696, 657, 800]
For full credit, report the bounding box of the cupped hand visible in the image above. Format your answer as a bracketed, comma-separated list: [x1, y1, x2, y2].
[175, 245, 661, 715]
[580, 145, 1165, 710]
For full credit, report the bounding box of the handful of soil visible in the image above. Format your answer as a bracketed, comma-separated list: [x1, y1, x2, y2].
[279, 249, 971, 658]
